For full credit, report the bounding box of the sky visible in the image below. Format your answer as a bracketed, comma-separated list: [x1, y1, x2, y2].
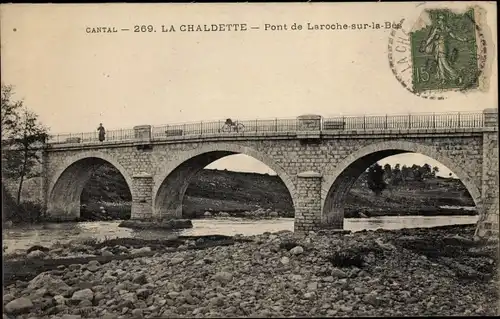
[1, 2, 497, 179]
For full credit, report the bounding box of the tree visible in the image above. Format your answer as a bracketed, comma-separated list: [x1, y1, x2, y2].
[1, 84, 49, 205]
[412, 164, 423, 181]
[383, 163, 392, 182]
[432, 166, 440, 177]
[1, 84, 22, 140]
[421, 163, 432, 179]
[367, 163, 387, 196]
[401, 165, 411, 181]
[391, 163, 402, 185]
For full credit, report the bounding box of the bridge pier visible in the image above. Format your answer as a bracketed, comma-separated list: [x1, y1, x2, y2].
[475, 108, 499, 239]
[295, 171, 332, 232]
[131, 173, 154, 219]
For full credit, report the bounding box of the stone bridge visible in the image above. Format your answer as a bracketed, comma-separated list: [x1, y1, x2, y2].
[37, 109, 498, 238]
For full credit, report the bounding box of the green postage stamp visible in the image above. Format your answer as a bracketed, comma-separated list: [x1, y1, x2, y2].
[411, 8, 479, 93]
[388, 5, 493, 99]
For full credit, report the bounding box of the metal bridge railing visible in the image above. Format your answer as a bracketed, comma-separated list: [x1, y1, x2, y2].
[151, 118, 299, 139]
[322, 111, 485, 131]
[46, 111, 487, 145]
[47, 128, 136, 144]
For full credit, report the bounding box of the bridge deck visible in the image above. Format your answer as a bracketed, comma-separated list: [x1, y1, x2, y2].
[47, 111, 490, 147]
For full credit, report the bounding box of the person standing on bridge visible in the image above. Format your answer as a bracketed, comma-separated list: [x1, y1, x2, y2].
[97, 123, 106, 142]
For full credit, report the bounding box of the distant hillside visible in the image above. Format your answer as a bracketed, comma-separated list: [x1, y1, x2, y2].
[79, 164, 475, 220]
[185, 169, 293, 211]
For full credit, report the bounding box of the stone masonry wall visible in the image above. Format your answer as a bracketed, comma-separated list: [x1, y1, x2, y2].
[41, 131, 487, 229]
[476, 131, 499, 238]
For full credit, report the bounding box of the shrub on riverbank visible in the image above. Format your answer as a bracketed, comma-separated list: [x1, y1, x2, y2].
[2, 225, 497, 317]
[80, 202, 131, 221]
[2, 183, 43, 225]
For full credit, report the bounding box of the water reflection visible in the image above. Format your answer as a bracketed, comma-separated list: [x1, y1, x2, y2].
[3, 215, 479, 253]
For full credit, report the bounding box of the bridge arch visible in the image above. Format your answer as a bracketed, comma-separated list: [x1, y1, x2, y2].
[46, 151, 133, 219]
[153, 143, 297, 218]
[321, 140, 481, 227]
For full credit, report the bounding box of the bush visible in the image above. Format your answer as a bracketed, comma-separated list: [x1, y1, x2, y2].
[327, 250, 365, 268]
[2, 183, 44, 224]
[80, 202, 131, 221]
[19, 201, 44, 222]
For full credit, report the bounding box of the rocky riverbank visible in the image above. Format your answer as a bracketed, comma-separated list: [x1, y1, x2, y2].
[3, 225, 498, 318]
[73, 205, 477, 223]
[117, 219, 193, 230]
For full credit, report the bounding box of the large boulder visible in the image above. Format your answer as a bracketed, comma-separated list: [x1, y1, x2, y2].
[4, 297, 34, 314]
[27, 250, 46, 259]
[213, 271, 233, 284]
[269, 211, 279, 218]
[71, 288, 94, 302]
[28, 272, 71, 295]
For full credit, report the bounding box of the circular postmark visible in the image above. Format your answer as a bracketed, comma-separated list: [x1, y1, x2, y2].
[388, 4, 492, 100]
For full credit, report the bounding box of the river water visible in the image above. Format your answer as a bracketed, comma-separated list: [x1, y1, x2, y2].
[2, 215, 479, 254]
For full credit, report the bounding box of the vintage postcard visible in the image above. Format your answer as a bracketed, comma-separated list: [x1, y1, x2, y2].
[1, 2, 498, 318]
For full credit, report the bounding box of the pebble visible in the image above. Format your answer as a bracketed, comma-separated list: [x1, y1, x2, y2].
[68, 264, 81, 271]
[280, 256, 290, 265]
[3, 293, 15, 303]
[71, 288, 94, 301]
[170, 257, 184, 265]
[340, 305, 353, 312]
[303, 292, 314, 299]
[290, 246, 304, 255]
[54, 294, 66, 305]
[291, 274, 303, 281]
[354, 287, 367, 294]
[307, 282, 318, 291]
[130, 247, 152, 255]
[87, 260, 100, 272]
[102, 250, 114, 257]
[331, 268, 348, 278]
[323, 276, 334, 282]
[213, 271, 233, 284]
[131, 309, 144, 318]
[132, 273, 148, 284]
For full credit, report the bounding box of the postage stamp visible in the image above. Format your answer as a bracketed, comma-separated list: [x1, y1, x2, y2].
[388, 4, 494, 100]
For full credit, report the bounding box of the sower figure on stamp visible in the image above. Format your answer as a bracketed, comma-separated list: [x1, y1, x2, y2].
[97, 123, 106, 142]
[420, 14, 470, 85]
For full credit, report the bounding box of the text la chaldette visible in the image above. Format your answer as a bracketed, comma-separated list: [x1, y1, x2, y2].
[85, 24, 248, 33]
[162, 24, 248, 32]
